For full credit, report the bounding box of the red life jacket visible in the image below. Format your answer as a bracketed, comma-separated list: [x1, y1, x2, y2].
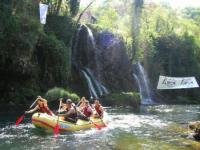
[38, 103, 52, 116]
[83, 106, 92, 117]
[95, 105, 103, 117]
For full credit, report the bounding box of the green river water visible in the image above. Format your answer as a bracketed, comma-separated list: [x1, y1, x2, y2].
[0, 105, 200, 150]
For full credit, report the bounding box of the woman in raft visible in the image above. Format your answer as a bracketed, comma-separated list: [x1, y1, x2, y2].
[25, 96, 54, 116]
[93, 99, 104, 119]
[78, 99, 93, 121]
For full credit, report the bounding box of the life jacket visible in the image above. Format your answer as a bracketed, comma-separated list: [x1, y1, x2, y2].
[38, 103, 52, 116]
[83, 106, 92, 117]
[66, 106, 77, 120]
[95, 104, 103, 117]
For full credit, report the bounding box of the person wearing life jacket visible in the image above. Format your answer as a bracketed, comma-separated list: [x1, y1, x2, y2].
[93, 100, 104, 119]
[76, 99, 93, 121]
[82, 100, 93, 118]
[25, 96, 53, 116]
[77, 97, 86, 110]
[58, 99, 77, 123]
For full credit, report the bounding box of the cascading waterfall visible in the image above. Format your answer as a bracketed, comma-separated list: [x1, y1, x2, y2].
[86, 27, 95, 48]
[86, 26, 102, 80]
[81, 70, 98, 98]
[72, 24, 109, 98]
[85, 68, 109, 95]
[72, 25, 83, 66]
[133, 62, 154, 105]
[82, 68, 109, 98]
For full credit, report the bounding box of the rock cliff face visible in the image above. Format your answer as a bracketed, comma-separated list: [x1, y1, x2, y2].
[96, 31, 135, 91]
[72, 25, 135, 94]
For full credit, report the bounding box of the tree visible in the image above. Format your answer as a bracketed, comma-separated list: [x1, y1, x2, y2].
[131, 0, 143, 61]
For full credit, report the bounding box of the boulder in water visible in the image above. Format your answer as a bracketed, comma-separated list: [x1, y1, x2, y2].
[189, 121, 200, 141]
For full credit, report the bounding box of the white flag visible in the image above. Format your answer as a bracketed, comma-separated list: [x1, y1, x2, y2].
[157, 75, 199, 89]
[39, 3, 48, 24]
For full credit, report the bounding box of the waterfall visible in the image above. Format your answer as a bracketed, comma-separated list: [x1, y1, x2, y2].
[72, 25, 83, 69]
[81, 70, 98, 99]
[133, 62, 154, 105]
[86, 27, 95, 48]
[82, 68, 109, 99]
[85, 68, 109, 95]
[86, 26, 102, 80]
[72, 24, 110, 98]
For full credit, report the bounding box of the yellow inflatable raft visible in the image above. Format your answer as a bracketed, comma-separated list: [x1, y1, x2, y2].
[32, 113, 107, 132]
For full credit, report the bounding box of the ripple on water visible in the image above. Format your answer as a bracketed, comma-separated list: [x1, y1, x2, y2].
[0, 105, 200, 150]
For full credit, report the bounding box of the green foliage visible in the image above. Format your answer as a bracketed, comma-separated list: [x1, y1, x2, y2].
[37, 33, 71, 86]
[0, 0, 80, 106]
[41, 0, 80, 17]
[102, 92, 140, 107]
[147, 32, 200, 102]
[45, 87, 80, 103]
[82, 0, 132, 42]
[133, 4, 200, 102]
[69, 0, 80, 17]
[0, 2, 42, 78]
[95, 8, 118, 30]
[45, 15, 75, 45]
[152, 34, 199, 76]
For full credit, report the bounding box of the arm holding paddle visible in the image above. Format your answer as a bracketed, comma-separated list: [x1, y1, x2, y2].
[93, 106, 104, 119]
[92, 100, 104, 119]
[25, 105, 39, 114]
[25, 96, 41, 114]
[54, 99, 62, 137]
[58, 109, 75, 117]
[15, 97, 39, 126]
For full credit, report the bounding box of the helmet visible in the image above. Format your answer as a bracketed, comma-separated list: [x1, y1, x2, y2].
[66, 99, 72, 104]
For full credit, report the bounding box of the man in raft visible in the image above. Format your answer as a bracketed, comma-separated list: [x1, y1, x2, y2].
[25, 96, 53, 116]
[58, 99, 77, 123]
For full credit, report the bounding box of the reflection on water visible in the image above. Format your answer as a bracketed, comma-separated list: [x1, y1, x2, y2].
[0, 105, 200, 150]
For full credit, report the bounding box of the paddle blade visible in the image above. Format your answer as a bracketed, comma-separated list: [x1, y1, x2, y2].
[54, 123, 60, 138]
[92, 122, 102, 130]
[16, 114, 25, 126]
[102, 123, 107, 128]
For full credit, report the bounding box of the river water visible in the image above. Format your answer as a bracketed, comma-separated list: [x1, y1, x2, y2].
[0, 105, 200, 150]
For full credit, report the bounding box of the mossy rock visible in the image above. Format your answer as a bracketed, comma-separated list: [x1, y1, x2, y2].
[45, 87, 80, 103]
[189, 121, 200, 130]
[102, 92, 141, 108]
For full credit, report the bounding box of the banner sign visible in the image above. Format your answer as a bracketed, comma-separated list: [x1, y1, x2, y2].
[39, 3, 48, 24]
[157, 75, 199, 89]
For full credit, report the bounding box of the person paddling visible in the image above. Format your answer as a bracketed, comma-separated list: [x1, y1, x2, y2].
[77, 100, 93, 121]
[81, 100, 93, 117]
[58, 99, 77, 123]
[25, 96, 53, 116]
[77, 97, 86, 110]
[93, 100, 104, 119]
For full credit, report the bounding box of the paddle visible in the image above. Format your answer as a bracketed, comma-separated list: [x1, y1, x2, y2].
[54, 100, 62, 138]
[76, 109, 101, 130]
[93, 105, 107, 128]
[90, 118, 102, 130]
[97, 109, 107, 127]
[15, 98, 38, 126]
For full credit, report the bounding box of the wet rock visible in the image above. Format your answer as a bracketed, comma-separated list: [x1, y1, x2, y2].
[189, 121, 200, 141]
[72, 25, 136, 93]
